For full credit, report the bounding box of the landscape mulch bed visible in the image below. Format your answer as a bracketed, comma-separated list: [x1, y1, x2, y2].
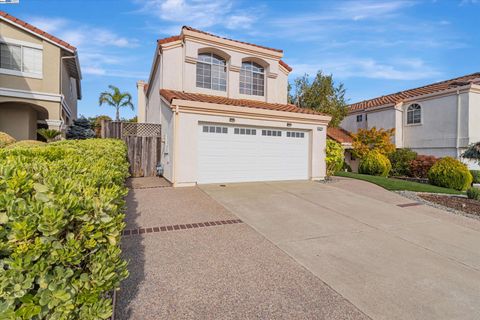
[419, 194, 480, 216]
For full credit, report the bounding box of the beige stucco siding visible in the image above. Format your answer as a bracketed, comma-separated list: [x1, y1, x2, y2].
[60, 58, 78, 122]
[468, 90, 480, 145]
[0, 21, 61, 94]
[160, 100, 174, 182]
[0, 103, 37, 140]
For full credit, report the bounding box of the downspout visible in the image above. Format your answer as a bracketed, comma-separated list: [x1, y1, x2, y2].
[456, 89, 461, 158]
[172, 104, 180, 186]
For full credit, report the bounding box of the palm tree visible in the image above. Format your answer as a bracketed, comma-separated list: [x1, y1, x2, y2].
[37, 128, 61, 143]
[98, 85, 134, 121]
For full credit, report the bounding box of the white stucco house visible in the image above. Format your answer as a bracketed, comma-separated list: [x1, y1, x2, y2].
[137, 26, 331, 186]
[341, 73, 480, 169]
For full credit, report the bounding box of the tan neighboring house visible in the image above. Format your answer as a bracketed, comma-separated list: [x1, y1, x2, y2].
[0, 11, 81, 141]
[137, 26, 331, 186]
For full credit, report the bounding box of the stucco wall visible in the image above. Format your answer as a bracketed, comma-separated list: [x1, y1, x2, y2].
[0, 21, 61, 94]
[159, 38, 289, 104]
[173, 111, 327, 186]
[160, 100, 174, 182]
[0, 103, 37, 140]
[146, 65, 162, 124]
[60, 58, 78, 123]
[468, 90, 480, 145]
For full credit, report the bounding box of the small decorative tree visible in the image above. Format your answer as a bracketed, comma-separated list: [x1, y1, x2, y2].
[352, 127, 395, 159]
[462, 142, 480, 164]
[37, 128, 61, 143]
[66, 118, 95, 140]
[326, 139, 344, 176]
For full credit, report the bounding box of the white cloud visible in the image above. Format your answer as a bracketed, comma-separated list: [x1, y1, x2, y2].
[135, 0, 256, 30]
[27, 15, 140, 78]
[291, 57, 441, 81]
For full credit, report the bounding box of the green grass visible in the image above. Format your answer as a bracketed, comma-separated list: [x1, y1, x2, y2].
[335, 171, 464, 195]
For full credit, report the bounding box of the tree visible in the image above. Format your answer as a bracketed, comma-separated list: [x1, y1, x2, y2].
[352, 127, 395, 158]
[462, 142, 480, 163]
[326, 139, 344, 176]
[290, 71, 348, 127]
[98, 85, 134, 121]
[37, 128, 61, 142]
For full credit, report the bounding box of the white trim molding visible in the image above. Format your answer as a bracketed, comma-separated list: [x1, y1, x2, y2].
[0, 87, 62, 102]
[0, 68, 43, 79]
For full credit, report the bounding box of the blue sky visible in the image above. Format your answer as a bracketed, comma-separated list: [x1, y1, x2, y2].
[3, 0, 480, 120]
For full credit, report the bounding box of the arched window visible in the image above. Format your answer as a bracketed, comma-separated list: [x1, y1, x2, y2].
[240, 61, 264, 96]
[407, 103, 421, 124]
[196, 53, 227, 91]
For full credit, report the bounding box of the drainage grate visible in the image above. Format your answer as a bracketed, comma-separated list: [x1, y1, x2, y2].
[397, 202, 423, 208]
[122, 219, 243, 236]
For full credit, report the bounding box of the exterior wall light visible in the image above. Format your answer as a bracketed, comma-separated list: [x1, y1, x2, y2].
[317, 127, 324, 131]
[229, 118, 235, 123]
[286, 122, 292, 127]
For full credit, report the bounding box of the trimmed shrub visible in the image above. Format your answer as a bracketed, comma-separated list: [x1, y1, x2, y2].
[359, 150, 392, 177]
[427, 157, 473, 191]
[6, 140, 47, 149]
[410, 155, 438, 178]
[66, 118, 95, 140]
[0, 131, 16, 148]
[0, 139, 129, 319]
[467, 187, 480, 200]
[471, 170, 480, 184]
[326, 139, 344, 176]
[389, 148, 417, 177]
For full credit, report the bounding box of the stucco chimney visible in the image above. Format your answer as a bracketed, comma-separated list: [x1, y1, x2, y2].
[136, 80, 147, 123]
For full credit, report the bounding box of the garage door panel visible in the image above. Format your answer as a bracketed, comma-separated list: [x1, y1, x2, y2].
[198, 124, 309, 184]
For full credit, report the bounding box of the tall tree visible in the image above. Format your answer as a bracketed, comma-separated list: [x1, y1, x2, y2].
[98, 85, 134, 121]
[290, 71, 348, 127]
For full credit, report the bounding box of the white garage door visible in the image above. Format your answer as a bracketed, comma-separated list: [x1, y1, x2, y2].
[198, 124, 309, 184]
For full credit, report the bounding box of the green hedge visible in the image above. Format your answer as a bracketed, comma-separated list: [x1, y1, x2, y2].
[359, 150, 392, 177]
[471, 170, 480, 184]
[427, 157, 473, 191]
[467, 187, 480, 200]
[0, 139, 129, 319]
[388, 148, 417, 177]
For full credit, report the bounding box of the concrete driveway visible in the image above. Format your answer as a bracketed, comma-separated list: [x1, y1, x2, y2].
[201, 178, 480, 320]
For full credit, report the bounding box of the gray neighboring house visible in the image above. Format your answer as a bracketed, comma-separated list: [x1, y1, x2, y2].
[341, 72, 480, 169]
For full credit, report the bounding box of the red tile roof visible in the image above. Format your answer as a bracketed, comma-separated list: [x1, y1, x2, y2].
[182, 26, 283, 53]
[160, 89, 328, 116]
[279, 60, 292, 72]
[349, 72, 480, 112]
[327, 127, 353, 144]
[157, 35, 182, 45]
[0, 11, 76, 52]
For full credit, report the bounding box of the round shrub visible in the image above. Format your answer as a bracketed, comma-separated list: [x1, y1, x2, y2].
[6, 140, 47, 149]
[427, 157, 473, 191]
[467, 187, 480, 200]
[326, 139, 344, 176]
[0, 131, 16, 148]
[359, 150, 392, 177]
[409, 155, 438, 178]
[470, 170, 480, 184]
[389, 148, 417, 176]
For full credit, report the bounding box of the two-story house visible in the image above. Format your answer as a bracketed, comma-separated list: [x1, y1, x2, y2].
[341, 73, 480, 169]
[137, 26, 331, 186]
[0, 11, 81, 141]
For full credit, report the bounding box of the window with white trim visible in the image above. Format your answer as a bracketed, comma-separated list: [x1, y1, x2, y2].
[406, 103, 421, 125]
[0, 42, 42, 77]
[240, 61, 264, 96]
[202, 125, 228, 134]
[196, 53, 227, 91]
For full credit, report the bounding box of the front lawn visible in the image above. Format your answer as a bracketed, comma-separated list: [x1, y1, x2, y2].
[335, 171, 463, 195]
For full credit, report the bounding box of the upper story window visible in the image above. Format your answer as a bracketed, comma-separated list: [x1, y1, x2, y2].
[356, 114, 363, 122]
[407, 103, 421, 125]
[0, 40, 43, 78]
[196, 52, 227, 91]
[240, 61, 264, 96]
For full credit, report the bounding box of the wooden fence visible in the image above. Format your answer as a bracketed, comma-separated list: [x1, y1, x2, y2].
[100, 120, 162, 177]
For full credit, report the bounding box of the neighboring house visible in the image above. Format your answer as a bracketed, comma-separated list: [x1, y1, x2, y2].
[0, 11, 81, 141]
[137, 26, 331, 186]
[326, 127, 358, 172]
[341, 73, 480, 169]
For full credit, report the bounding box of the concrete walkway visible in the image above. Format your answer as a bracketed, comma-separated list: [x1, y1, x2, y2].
[115, 183, 368, 319]
[201, 178, 480, 320]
